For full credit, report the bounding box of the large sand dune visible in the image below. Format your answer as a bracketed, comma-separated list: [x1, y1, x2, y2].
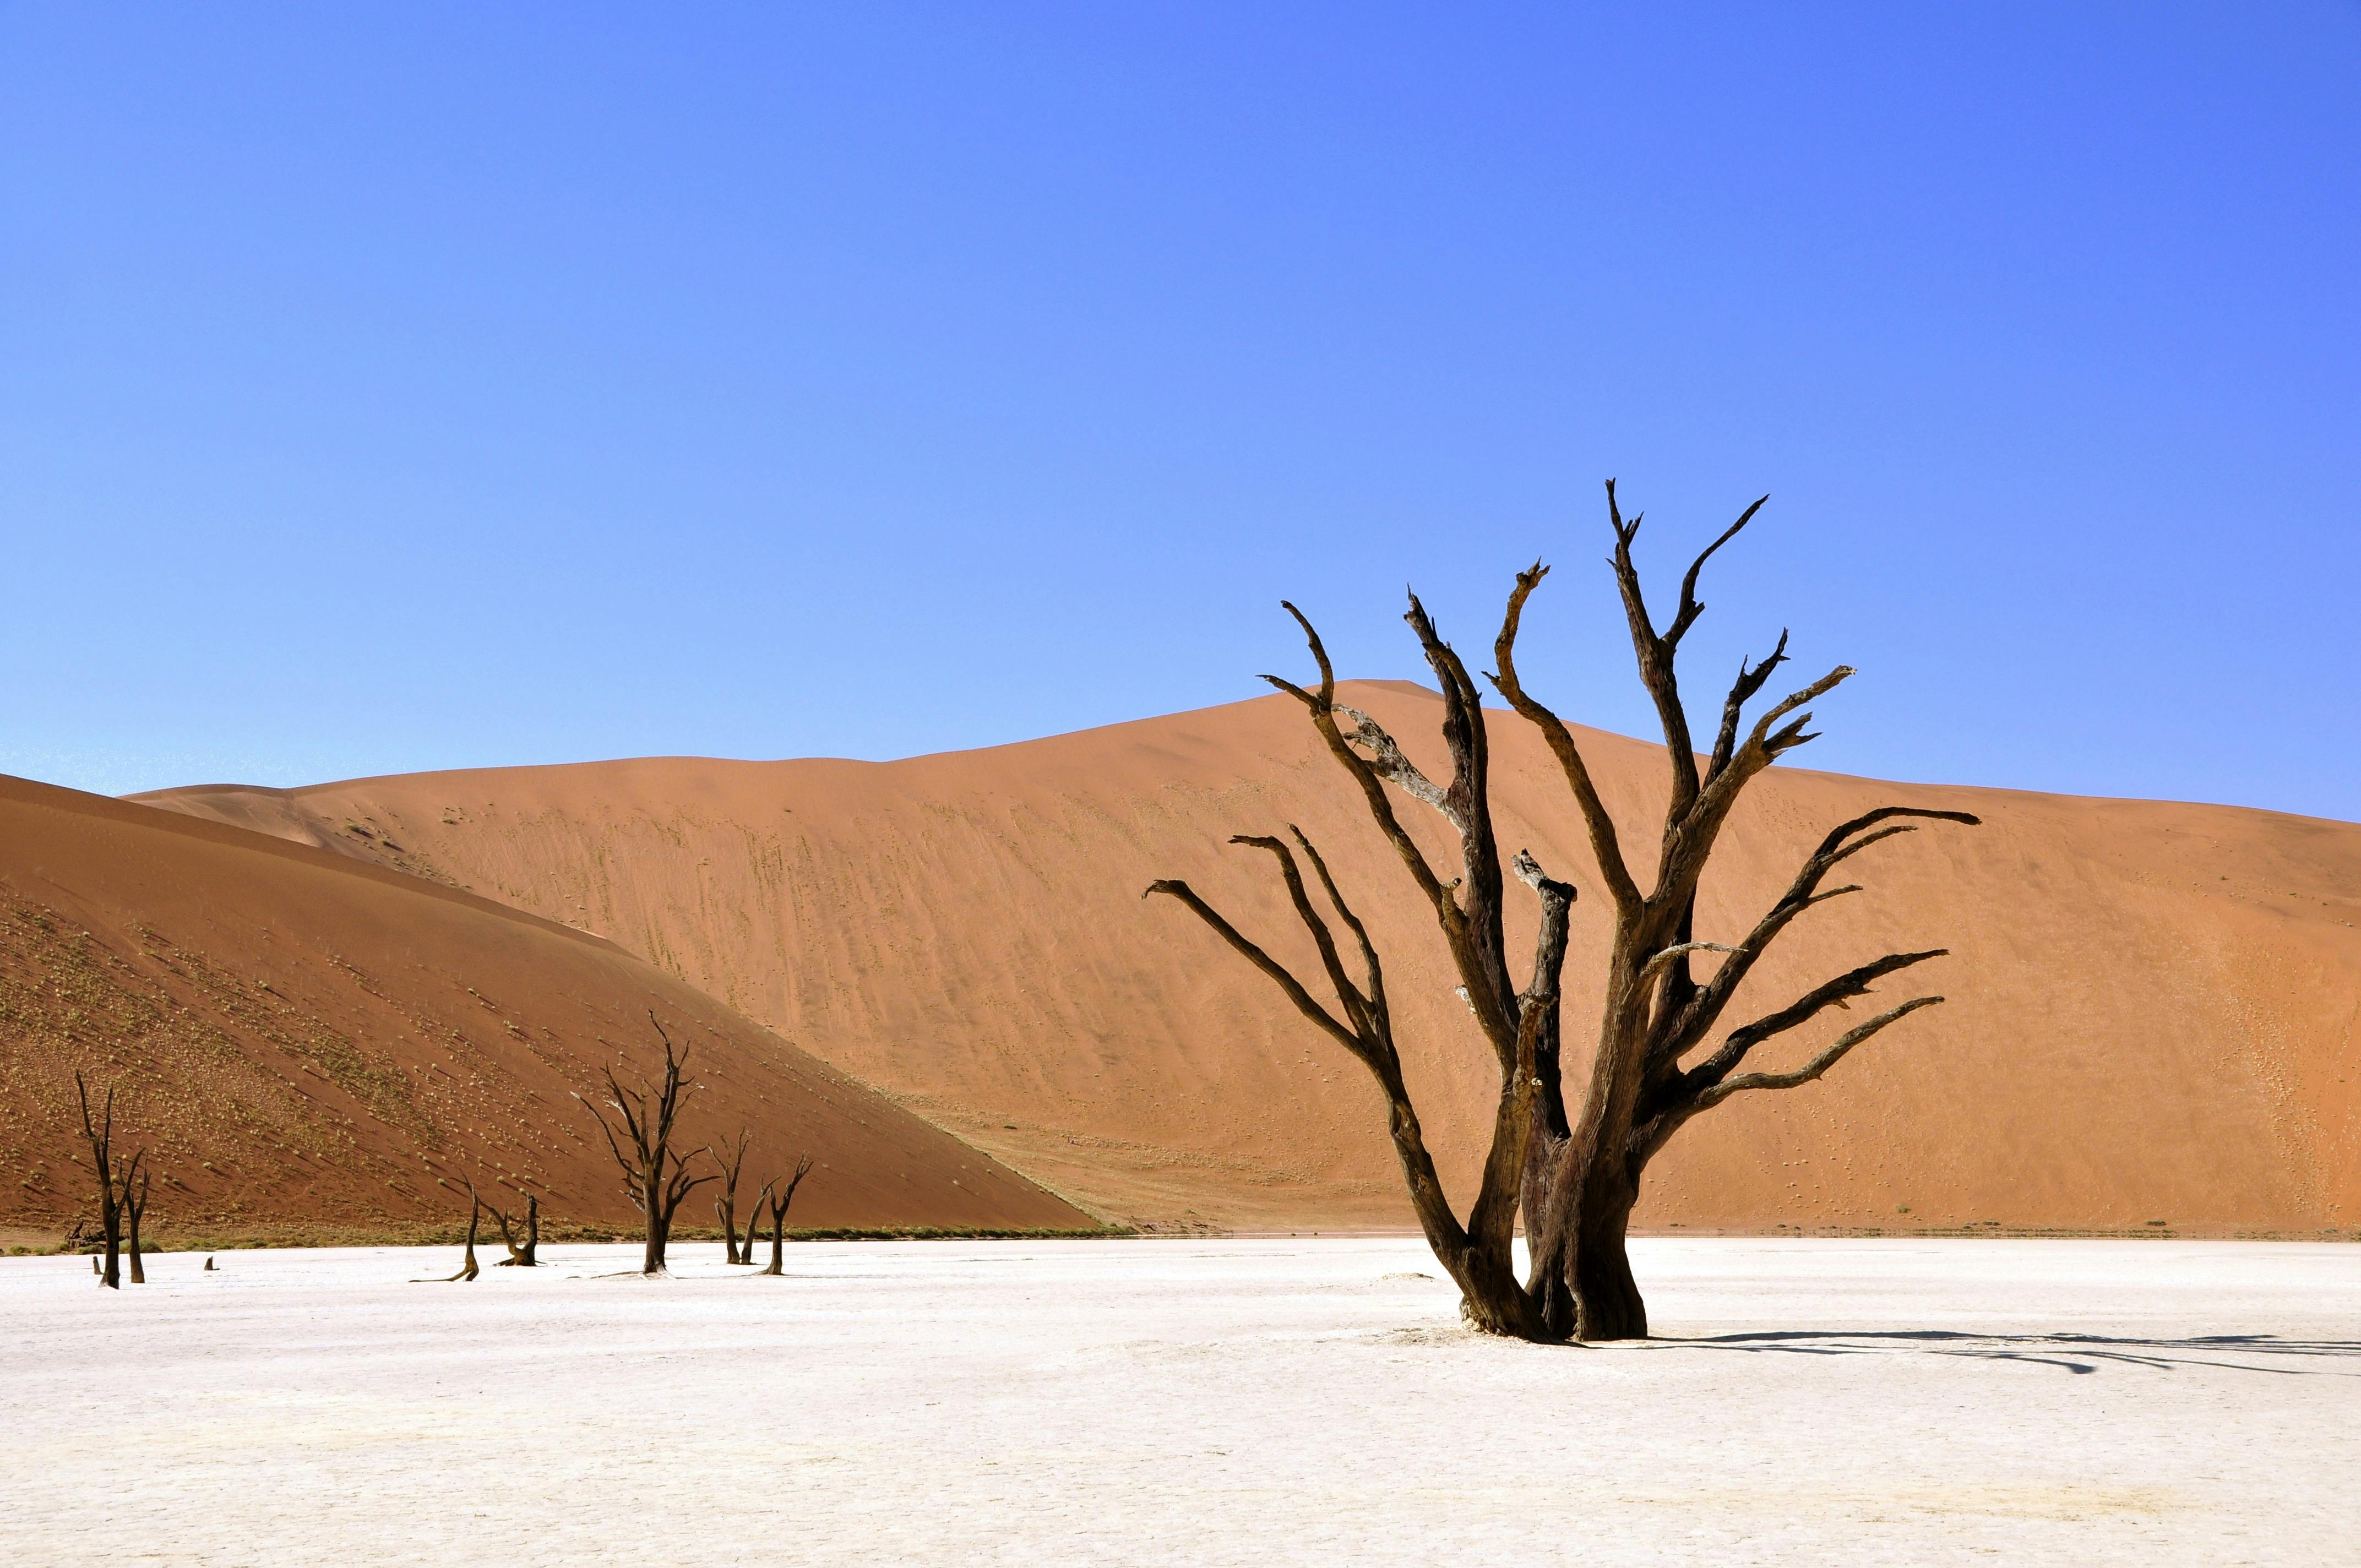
[0, 775, 1089, 1243]
[136, 683, 2361, 1234]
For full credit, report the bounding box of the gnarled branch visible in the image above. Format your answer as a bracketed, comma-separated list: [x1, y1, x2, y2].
[1651, 806, 1982, 1066]
[1691, 996, 1947, 1109]
[1708, 630, 1789, 782]
[1289, 826, 1390, 1039]
[1144, 878, 1369, 1064]
[1489, 563, 1641, 913]
[1263, 603, 1454, 917]
[1608, 482, 1770, 820]
[1335, 705, 1458, 830]
[1685, 949, 1949, 1097]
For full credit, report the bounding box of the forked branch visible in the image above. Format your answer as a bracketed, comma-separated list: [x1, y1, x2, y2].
[1489, 564, 1641, 913]
[754, 1153, 817, 1276]
[1690, 995, 1947, 1109]
[1652, 805, 1982, 1066]
[1607, 481, 1770, 816]
[1262, 603, 1455, 918]
[482, 1185, 540, 1266]
[1144, 875, 1368, 1064]
[1685, 948, 1950, 1096]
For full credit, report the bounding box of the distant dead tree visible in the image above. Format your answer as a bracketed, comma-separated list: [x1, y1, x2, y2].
[578, 1013, 715, 1275]
[481, 1185, 541, 1266]
[73, 1071, 145, 1290]
[752, 1155, 815, 1276]
[122, 1159, 153, 1284]
[444, 1192, 482, 1282]
[1151, 483, 1977, 1341]
[712, 1128, 754, 1264]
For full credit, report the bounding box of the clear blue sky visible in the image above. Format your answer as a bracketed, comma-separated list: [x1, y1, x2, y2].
[6, 4, 2356, 819]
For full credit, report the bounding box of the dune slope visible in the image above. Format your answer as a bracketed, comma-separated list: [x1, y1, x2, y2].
[137, 683, 2361, 1234]
[0, 775, 1089, 1243]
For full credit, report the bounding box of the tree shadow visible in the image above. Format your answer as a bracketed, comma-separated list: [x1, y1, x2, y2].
[1659, 1329, 2361, 1376]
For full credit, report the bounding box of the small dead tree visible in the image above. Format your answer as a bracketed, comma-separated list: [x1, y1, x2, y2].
[122, 1157, 153, 1284]
[445, 1193, 482, 1282]
[482, 1186, 541, 1266]
[1152, 482, 1977, 1341]
[753, 1155, 815, 1276]
[73, 1072, 132, 1290]
[578, 1013, 715, 1275]
[712, 1127, 753, 1264]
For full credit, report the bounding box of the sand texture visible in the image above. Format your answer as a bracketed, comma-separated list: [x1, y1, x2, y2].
[135, 683, 2361, 1234]
[3, 1237, 2354, 1565]
[0, 774, 1089, 1243]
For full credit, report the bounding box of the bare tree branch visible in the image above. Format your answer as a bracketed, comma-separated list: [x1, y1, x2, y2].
[1401, 591, 1521, 1047]
[1651, 807, 1982, 1067]
[1685, 949, 1949, 1096]
[1608, 482, 1772, 821]
[1264, 603, 1455, 914]
[1668, 495, 1769, 647]
[1290, 827, 1390, 1039]
[1334, 704, 1459, 829]
[1707, 630, 1789, 781]
[1229, 834, 1373, 1039]
[1144, 879, 1368, 1063]
[1638, 941, 1736, 990]
[1691, 997, 1947, 1109]
[1489, 562, 1642, 913]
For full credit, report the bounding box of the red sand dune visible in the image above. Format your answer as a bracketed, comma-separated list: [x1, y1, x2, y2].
[0, 775, 1089, 1244]
[133, 682, 2361, 1235]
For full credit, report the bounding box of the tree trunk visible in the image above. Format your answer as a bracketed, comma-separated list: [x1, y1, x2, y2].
[642, 1171, 668, 1274]
[1373, 1064, 1551, 1340]
[716, 1194, 741, 1265]
[98, 1207, 122, 1290]
[1527, 1128, 1650, 1343]
[763, 1207, 785, 1275]
[1445, 1247, 1549, 1338]
[1568, 1185, 1645, 1342]
[446, 1198, 482, 1282]
[121, 1162, 151, 1285]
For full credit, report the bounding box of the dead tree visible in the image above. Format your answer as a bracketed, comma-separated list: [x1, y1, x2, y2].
[73, 1072, 128, 1290]
[482, 1186, 541, 1266]
[753, 1155, 814, 1276]
[444, 1193, 482, 1282]
[1152, 482, 1977, 1341]
[712, 1127, 753, 1264]
[122, 1157, 153, 1284]
[578, 1012, 715, 1275]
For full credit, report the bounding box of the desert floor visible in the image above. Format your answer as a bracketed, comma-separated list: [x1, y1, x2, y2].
[5, 1237, 2355, 1566]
